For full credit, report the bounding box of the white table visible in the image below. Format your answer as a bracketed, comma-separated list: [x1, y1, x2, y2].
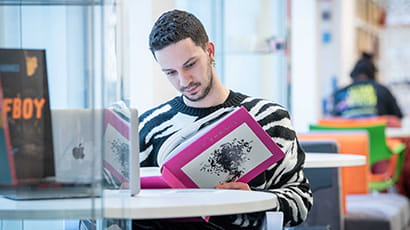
[0, 153, 364, 221]
[104, 189, 276, 219]
[0, 196, 102, 220]
[305, 153, 366, 168]
[386, 127, 410, 138]
[0, 188, 276, 220]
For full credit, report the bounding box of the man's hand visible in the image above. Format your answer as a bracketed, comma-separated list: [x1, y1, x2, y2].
[215, 182, 251, 191]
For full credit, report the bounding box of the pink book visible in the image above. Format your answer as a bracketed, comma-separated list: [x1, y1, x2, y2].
[140, 167, 169, 188]
[142, 106, 285, 189]
[103, 107, 140, 195]
[103, 108, 131, 186]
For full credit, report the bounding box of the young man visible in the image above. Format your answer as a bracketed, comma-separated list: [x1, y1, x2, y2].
[137, 9, 312, 229]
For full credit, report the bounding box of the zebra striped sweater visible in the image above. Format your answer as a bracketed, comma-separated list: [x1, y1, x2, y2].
[139, 91, 313, 227]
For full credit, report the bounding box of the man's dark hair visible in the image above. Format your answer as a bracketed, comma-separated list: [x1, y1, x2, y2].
[350, 52, 377, 80]
[149, 9, 209, 58]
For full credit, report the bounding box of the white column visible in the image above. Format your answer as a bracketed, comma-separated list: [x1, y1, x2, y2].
[290, 0, 320, 132]
[123, 0, 151, 110]
[339, 0, 356, 86]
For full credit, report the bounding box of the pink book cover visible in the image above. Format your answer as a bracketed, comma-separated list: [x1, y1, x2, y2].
[140, 167, 170, 188]
[103, 109, 130, 185]
[140, 175, 170, 189]
[160, 106, 285, 189]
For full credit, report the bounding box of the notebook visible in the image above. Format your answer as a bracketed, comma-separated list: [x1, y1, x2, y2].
[4, 107, 140, 200]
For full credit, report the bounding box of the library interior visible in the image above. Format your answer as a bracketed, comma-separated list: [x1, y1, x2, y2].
[0, 0, 410, 230]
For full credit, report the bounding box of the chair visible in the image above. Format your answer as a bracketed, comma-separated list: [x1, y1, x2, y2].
[298, 132, 410, 230]
[296, 140, 342, 230]
[298, 131, 370, 214]
[395, 136, 410, 199]
[344, 193, 410, 230]
[318, 116, 402, 128]
[310, 121, 406, 191]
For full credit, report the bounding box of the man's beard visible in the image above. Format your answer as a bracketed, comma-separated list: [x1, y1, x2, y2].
[182, 67, 214, 102]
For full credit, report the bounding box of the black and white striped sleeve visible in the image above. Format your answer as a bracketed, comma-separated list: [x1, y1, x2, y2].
[242, 98, 313, 227]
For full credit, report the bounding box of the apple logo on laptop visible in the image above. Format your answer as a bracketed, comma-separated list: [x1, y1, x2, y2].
[72, 143, 85, 159]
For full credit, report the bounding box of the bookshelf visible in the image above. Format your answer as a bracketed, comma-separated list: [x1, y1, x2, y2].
[354, 0, 385, 60]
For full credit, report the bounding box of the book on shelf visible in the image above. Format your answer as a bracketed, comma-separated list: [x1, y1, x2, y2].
[141, 106, 285, 189]
[0, 49, 54, 186]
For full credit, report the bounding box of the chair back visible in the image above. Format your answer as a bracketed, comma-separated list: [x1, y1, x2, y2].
[298, 131, 370, 214]
[318, 116, 402, 128]
[299, 140, 342, 230]
[310, 123, 390, 166]
[309, 121, 407, 191]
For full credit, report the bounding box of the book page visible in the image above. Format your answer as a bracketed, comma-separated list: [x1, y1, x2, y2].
[104, 124, 129, 183]
[159, 108, 238, 166]
[181, 123, 273, 188]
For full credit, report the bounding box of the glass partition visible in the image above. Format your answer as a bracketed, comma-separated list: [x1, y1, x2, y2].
[0, 0, 122, 228]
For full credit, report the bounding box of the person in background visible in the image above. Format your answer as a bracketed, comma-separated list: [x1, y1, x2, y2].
[331, 52, 403, 120]
[136, 9, 312, 230]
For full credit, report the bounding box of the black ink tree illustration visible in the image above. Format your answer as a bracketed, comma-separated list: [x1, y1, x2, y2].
[110, 138, 129, 178]
[200, 138, 253, 182]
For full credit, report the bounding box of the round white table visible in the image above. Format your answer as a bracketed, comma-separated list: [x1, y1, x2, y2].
[0, 153, 364, 220]
[305, 153, 366, 168]
[0, 188, 277, 220]
[386, 127, 410, 138]
[104, 189, 276, 219]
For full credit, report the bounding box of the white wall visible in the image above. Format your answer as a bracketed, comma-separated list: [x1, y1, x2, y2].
[289, 0, 361, 132]
[290, 0, 320, 133]
[125, 0, 177, 112]
[339, 0, 356, 87]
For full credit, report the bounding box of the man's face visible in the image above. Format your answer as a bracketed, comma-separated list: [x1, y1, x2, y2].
[155, 38, 214, 103]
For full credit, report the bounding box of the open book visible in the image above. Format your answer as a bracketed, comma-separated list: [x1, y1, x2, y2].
[141, 106, 285, 189]
[103, 105, 140, 195]
[103, 108, 130, 187]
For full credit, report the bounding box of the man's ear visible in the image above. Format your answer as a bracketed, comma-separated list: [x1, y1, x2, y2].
[206, 41, 215, 58]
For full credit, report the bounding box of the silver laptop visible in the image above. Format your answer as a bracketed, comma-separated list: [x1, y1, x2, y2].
[52, 109, 103, 184]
